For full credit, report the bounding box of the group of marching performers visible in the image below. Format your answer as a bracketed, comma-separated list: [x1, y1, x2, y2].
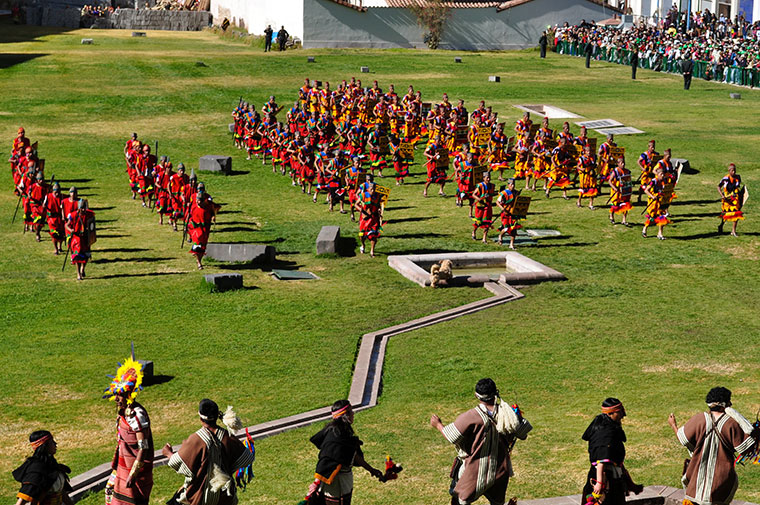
[14, 361, 759, 505]
[123, 133, 220, 269]
[10, 127, 96, 280]
[230, 78, 747, 249]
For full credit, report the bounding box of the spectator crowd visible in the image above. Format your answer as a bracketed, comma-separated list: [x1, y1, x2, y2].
[553, 4, 760, 86]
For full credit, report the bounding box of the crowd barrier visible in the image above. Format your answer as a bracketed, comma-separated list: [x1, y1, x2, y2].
[555, 40, 760, 88]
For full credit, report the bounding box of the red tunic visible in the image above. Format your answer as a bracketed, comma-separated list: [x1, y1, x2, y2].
[68, 209, 95, 264]
[44, 193, 64, 240]
[187, 201, 213, 256]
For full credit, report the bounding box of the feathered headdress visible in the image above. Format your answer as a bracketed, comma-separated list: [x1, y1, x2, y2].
[103, 356, 144, 404]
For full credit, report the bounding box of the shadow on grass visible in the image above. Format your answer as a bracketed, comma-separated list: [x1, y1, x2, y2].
[213, 226, 258, 234]
[97, 233, 129, 239]
[91, 206, 116, 212]
[384, 205, 415, 211]
[144, 375, 173, 387]
[97, 247, 149, 253]
[532, 241, 597, 248]
[56, 178, 93, 184]
[0, 53, 48, 69]
[338, 236, 357, 257]
[388, 232, 447, 239]
[387, 248, 468, 255]
[92, 256, 173, 264]
[96, 272, 185, 280]
[672, 199, 718, 206]
[385, 216, 434, 224]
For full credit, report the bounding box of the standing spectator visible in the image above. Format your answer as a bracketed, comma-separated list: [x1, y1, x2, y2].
[277, 26, 289, 51]
[681, 53, 694, 89]
[585, 40, 593, 68]
[539, 31, 547, 58]
[630, 49, 639, 79]
[264, 25, 273, 52]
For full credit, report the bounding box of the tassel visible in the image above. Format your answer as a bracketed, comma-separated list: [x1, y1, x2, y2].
[222, 405, 243, 432]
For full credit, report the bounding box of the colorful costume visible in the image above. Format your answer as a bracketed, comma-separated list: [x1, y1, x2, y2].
[577, 154, 598, 198]
[187, 198, 214, 260]
[103, 357, 153, 505]
[718, 174, 744, 222]
[497, 188, 522, 237]
[548, 146, 572, 189]
[608, 167, 632, 215]
[643, 179, 671, 227]
[472, 181, 495, 230]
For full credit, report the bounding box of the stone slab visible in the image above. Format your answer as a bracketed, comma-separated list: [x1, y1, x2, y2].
[132, 31, 146, 37]
[308, 56, 316, 63]
[81, 38, 94, 45]
[360, 66, 369, 73]
[199, 155, 232, 174]
[575, 119, 623, 128]
[730, 93, 741, 99]
[455, 57, 462, 63]
[204, 273, 243, 292]
[489, 75, 501, 82]
[672, 158, 691, 175]
[316, 225, 340, 255]
[205, 243, 275, 264]
[513, 104, 583, 119]
[595, 126, 644, 135]
[525, 228, 562, 237]
[272, 270, 318, 280]
[137, 360, 154, 380]
[228, 123, 235, 133]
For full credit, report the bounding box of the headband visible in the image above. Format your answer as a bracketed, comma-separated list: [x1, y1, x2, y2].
[601, 402, 624, 414]
[30, 435, 52, 450]
[331, 405, 350, 419]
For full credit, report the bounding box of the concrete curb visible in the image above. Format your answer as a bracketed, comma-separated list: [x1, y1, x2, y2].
[69, 281, 524, 501]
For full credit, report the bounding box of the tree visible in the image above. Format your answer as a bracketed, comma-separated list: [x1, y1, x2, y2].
[408, 0, 450, 50]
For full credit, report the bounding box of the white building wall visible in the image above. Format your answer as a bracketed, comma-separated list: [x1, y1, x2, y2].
[210, 0, 304, 39]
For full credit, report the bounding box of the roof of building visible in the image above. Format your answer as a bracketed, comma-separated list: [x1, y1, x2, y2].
[323, 0, 622, 13]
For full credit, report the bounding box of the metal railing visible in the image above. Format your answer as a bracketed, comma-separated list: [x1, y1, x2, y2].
[554, 40, 760, 88]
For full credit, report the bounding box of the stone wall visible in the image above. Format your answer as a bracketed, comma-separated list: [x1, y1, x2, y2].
[303, 0, 622, 50]
[25, 6, 81, 28]
[109, 9, 212, 30]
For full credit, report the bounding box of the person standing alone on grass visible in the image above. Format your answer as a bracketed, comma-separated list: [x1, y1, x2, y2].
[264, 25, 273, 52]
[631, 49, 638, 79]
[539, 31, 547, 58]
[277, 26, 289, 51]
[682, 53, 694, 90]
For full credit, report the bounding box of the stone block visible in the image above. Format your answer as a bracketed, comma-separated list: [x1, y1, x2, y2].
[672, 158, 691, 175]
[307, 56, 315, 63]
[730, 93, 741, 99]
[361, 66, 369, 73]
[132, 31, 146, 37]
[137, 360, 154, 380]
[454, 57, 462, 63]
[316, 226, 340, 255]
[205, 243, 275, 264]
[82, 38, 93, 45]
[228, 123, 235, 133]
[199, 155, 231, 174]
[489, 75, 500, 82]
[204, 273, 243, 292]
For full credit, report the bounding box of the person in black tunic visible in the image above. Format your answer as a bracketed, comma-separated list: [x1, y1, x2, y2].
[310, 400, 383, 505]
[682, 54, 694, 90]
[630, 51, 639, 80]
[539, 32, 548, 59]
[581, 399, 643, 505]
[264, 25, 273, 52]
[13, 431, 73, 505]
[585, 41, 593, 68]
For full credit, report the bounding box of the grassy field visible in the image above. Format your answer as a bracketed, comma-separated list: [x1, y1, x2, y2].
[1, 22, 760, 505]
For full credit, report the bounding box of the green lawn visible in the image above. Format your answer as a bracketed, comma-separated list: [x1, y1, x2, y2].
[1, 22, 759, 505]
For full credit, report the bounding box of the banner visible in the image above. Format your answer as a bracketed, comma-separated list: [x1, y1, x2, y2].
[399, 142, 414, 161]
[511, 195, 531, 218]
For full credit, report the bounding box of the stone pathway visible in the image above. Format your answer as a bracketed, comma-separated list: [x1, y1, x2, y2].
[69, 281, 524, 500]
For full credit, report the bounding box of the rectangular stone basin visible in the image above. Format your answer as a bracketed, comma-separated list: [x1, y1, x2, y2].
[388, 251, 565, 287]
